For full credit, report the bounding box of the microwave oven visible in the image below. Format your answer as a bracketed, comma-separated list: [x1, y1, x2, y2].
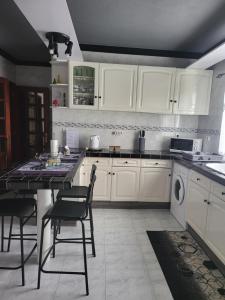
[170, 138, 202, 153]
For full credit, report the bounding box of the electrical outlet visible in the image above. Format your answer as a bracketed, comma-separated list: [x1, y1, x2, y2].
[112, 131, 123, 136]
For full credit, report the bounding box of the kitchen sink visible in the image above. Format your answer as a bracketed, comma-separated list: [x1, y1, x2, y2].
[206, 163, 225, 175]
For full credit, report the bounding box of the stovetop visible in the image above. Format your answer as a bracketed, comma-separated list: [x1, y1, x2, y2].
[182, 151, 224, 162]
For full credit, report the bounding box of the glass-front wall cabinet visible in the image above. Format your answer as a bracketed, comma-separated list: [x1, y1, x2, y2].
[69, 62, 99, 109]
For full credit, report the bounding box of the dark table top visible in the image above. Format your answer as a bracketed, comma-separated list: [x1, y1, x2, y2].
[0, 151, 85, 191]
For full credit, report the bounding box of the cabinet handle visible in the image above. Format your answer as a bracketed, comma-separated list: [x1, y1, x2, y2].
[108, 172, 111, 175]
[99, 96, 102, 99]
[204, 199, 208, 203]
[169, 174, 171, 177]
[173, 100, 177, 103]
[207, 201, 211, 205]
[155, 162, 159, 165]
[96, 160, 99, 163]
[196, 178, 200, 181]
[222, 192, 225, 195]
[94, 96, 98, 99]
[125, 161, 128, 164]
[112, 172, 115, 175]
[169, 100, 173, 103]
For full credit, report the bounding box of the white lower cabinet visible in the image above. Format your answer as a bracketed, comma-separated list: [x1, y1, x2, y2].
[139, 168, 171, 202]
[205, 194, 225, 264]
[80, 165, 112, 201]
[80, 157, 171, 202]
[187, 172, 225, 266]
[187, 181, 209, 238]
[111, 167, 140, 201]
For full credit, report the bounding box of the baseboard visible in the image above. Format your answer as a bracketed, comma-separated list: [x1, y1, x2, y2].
[92, 201, 170, 209]
[187, 224, 225, 277]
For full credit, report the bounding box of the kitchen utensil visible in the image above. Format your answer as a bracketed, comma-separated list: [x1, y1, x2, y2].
[89, 135, 100, 150]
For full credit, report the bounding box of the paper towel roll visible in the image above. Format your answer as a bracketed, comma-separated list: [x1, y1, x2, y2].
[50, 140, 58, 157]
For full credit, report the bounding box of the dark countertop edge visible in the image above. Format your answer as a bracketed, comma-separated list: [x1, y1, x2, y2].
[175, 158, 225, 187]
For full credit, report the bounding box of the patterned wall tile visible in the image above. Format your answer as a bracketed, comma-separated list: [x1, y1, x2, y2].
[53, 121, 220, 136]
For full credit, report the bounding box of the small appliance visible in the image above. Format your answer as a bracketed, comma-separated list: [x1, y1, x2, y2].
[170, 138, 202, 153]
[182, 151, 224, 162]
[89, 135, 100, 150]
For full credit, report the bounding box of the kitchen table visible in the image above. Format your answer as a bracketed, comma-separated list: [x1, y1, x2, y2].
[0, 151, 85, 258]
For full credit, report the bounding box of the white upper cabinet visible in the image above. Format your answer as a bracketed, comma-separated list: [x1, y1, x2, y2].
[173, 69, 213, 115]
[136, 66, 175, 114]
[69, 61, 99, 110]
[98, 63, 138, 112]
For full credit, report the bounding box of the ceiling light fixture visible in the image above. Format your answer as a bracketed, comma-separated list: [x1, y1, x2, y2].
[65, 41, 73, 57]
[45, 32, 73, 58]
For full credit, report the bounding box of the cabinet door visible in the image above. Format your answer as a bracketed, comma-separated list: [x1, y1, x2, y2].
[80, 165, 112, 201]
[139, 168, 171, 202]
[111, 167, 140, 201]
[187, 181, 209, 237]
[99, 63, 137, 112]
[69, 61, 99, 110]
[173, 69, 212, 115]
[205, 194, 225, 264]
[136, 66, 175, 113]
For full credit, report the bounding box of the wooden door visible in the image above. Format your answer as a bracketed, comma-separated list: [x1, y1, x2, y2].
[0, 78, 11, 171]
[205, 194, 225, 264]
[111, 167, 140, 201]
[173, 69, 212, 115]
[187, 181, 209, 238]
[136, 66, 175, 113]
[17, 87, 50, 159]
[99, 63, 137, 112]
[139, 168, 171, 202]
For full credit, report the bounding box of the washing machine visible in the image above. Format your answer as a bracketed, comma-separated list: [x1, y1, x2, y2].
[170, 162, 189, 229]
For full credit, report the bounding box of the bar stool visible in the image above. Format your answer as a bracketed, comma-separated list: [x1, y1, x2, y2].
[0, 197, 37, 286]
[37, 174, 96, 295]
[56, 164, 97, 246]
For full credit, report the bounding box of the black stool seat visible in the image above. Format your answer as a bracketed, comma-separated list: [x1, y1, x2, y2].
[57, 186, 88, 199]
[44, 200, 87, 220]
[0, 197, 37, 286]
[17, 190, 37, 195]
[0, 198, 36, 217]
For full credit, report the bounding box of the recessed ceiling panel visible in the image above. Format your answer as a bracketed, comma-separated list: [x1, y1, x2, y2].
[67, 0, 225, 56]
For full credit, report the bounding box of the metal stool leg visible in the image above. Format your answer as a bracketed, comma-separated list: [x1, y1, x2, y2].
[37, 219, 45, 289]
[52, 220, 56, 258]
[7, 216, 14, 252]
[19, 218, 25, 286]
[81, 221, 89, 296]
[1, 216, 4, 252]
[89, 207, 96, 257]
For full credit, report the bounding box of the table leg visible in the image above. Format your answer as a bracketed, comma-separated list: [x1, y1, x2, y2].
[37, 189, 52, 260]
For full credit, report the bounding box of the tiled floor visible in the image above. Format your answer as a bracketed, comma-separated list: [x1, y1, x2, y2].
[0, 209, 183, 300]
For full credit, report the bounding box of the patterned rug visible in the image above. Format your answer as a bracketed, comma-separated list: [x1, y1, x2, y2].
[147, 231, 225, 300]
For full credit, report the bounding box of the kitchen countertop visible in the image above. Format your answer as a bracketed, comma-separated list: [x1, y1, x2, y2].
[175, 158, 225, 186]
[85, 148, 177, 159]
[81, 148, 225, 186]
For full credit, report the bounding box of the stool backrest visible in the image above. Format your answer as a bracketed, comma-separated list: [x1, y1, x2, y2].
[86, 174, 96, 207]
[90, 164, 97, 182]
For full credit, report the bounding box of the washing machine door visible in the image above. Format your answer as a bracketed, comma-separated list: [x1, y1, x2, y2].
[173, 175, 185, 205]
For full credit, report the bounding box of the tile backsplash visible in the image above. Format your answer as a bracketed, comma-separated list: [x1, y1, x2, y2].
[52, 109, 200, 150]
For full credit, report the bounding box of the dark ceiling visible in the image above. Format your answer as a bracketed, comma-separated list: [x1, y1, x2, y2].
[1, 0, 225, 64]
[67, 0, 225, 58]
[0, 0, 50, 65]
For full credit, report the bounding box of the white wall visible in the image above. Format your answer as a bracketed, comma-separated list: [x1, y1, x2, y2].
[16, 65, 51, 87]
[198, 59, 225, 152]
[0, 55, 16, 82]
